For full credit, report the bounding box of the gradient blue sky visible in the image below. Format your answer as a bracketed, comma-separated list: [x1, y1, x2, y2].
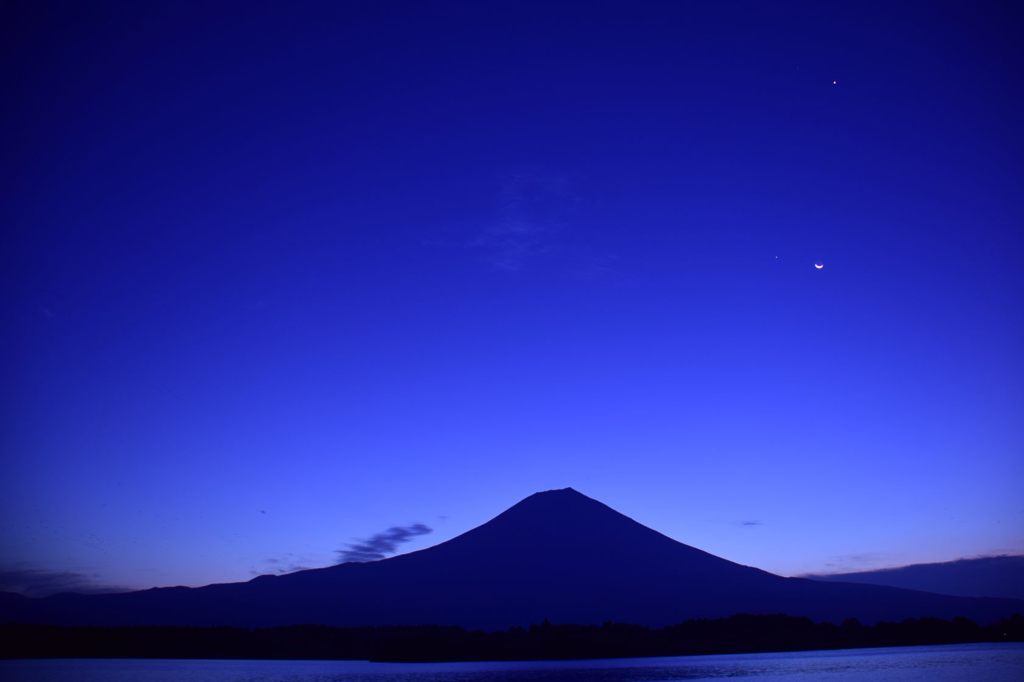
[3, 1, 1022, 595]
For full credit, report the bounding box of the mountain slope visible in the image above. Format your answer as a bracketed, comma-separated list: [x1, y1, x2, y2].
[806, 555, 1024, 600]
[3, 488, 1021, 629]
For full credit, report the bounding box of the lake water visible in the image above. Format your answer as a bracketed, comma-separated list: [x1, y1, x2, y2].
[2, 643, 1022, 681]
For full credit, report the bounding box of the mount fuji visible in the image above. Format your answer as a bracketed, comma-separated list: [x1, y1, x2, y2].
[3, 488, 1021, 628]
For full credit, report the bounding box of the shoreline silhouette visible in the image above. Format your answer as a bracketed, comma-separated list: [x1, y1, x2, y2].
[3, 614, 1022, 662]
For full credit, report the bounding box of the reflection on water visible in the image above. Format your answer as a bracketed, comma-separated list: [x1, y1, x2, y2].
[3, 643, 1023, 681]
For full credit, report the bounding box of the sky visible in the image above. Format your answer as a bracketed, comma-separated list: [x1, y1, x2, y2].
[2, 1, 1022, 596]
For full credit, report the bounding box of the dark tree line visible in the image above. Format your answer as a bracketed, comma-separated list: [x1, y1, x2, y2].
[2, 613, 1022, 662]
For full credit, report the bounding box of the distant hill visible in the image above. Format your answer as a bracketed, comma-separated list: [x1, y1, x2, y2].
[2, 488, 1021, 629]
[806, 555, 1024, 600]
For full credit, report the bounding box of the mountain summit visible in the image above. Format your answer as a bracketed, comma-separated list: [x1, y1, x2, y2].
[3, 489, 1021, 629]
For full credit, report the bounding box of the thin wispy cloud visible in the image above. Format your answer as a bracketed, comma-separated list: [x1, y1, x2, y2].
[475, 220, 551, 272]
[0, 565, 128, 598]
[336, 523, 432, 564]
[740, 520, 763, 527]
[471, 174, 579, 272]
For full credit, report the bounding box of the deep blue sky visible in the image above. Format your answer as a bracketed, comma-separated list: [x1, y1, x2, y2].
[3, 1, 1022, 595]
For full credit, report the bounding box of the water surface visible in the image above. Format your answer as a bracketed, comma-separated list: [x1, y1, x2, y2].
[3, 642, 1022, 681]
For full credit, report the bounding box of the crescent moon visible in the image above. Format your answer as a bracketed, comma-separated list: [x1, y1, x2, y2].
[814, 263, 824, 270]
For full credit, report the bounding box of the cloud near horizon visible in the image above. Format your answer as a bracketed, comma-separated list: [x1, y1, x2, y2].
[0, 566, 129, 598]
[803, 553, 1024, 577]
[337, 523, 433, 563]
[250, 554, 315, 577]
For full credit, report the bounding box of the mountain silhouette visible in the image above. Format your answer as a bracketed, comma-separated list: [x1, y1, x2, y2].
[806, 555, 1024, 601]
[3, 488, 1021, 628]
